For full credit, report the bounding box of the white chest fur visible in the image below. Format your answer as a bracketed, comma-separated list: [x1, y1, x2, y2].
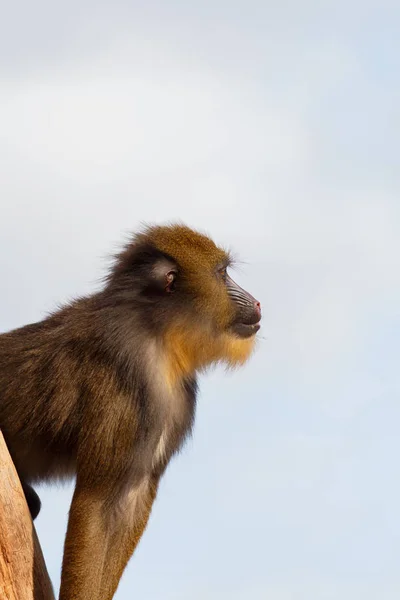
[152, 428, 169, 468]
[148, 344, 190, 471]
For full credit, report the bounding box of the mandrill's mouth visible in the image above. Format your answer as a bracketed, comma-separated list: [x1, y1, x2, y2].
[231, 321, 261, 339]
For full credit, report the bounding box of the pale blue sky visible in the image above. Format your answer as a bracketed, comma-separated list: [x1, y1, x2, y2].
[1, 2, 399, 599]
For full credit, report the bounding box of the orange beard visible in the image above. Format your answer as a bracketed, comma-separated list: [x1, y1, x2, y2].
[163, 324, 257, 388]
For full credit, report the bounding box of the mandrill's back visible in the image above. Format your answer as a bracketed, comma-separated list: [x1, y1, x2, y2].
[0, 298, 106, 483]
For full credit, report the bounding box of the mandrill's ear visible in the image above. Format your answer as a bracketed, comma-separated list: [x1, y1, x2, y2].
[149, 257, 178, 294]
[108, 241, 179, 295]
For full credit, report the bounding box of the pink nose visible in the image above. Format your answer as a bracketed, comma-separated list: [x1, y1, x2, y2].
[254, 300, 261, 320]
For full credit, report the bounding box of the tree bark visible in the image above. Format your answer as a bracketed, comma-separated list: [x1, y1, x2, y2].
[0, 431, 55, 600]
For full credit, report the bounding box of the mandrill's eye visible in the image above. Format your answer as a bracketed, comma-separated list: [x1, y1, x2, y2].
[165, 270, 177, 293]
[218, 267, 228, 282]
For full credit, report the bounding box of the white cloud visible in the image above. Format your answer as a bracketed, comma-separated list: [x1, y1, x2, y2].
[0, 71, 310, 182]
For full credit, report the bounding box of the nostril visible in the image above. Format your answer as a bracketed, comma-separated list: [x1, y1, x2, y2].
[255, 300, 261, 317]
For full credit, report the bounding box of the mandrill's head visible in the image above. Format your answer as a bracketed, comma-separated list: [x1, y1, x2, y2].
[107, 224, 261, 382]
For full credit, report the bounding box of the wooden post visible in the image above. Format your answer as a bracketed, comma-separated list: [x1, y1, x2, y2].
[0, 431, 55, 600]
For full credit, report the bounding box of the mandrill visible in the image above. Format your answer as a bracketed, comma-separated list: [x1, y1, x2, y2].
[0, 224, 261, 600]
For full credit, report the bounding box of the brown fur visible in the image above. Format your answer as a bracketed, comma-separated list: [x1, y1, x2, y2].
[0, 224, 260, 600]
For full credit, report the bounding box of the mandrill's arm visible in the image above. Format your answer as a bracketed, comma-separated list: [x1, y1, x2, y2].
[99, 477, 159, 600]
[59, 390, 159, 600]
[60, 476, 159, 600]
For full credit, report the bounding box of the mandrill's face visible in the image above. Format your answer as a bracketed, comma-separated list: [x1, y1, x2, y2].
[136, 224, 261, 336]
